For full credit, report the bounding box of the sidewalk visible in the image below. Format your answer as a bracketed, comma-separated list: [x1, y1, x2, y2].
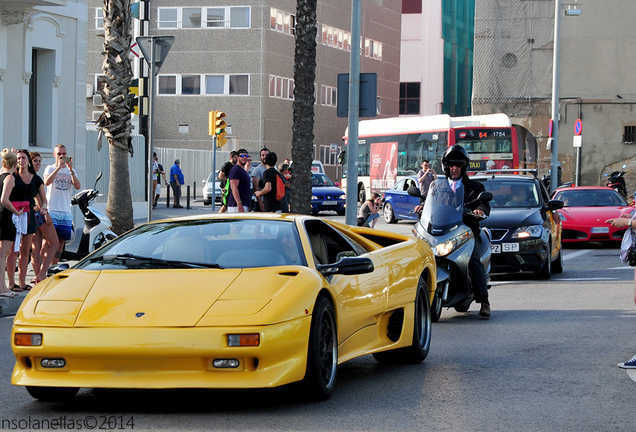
[0, 198, 217, 316]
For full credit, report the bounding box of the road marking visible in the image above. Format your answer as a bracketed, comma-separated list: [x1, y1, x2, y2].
[608, 266, 634, 270]
[562, 249, 591, 261]
[552, 277, 620, 281]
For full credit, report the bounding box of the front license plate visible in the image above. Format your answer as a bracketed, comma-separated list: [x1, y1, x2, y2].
[591, 227, 609, 234]
[322, 201, 336, 205]
[491, 244, 501, 254]
[491, 243, 519, 254]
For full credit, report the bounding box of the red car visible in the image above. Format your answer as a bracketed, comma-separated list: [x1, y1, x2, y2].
[552, 186, 634, 243]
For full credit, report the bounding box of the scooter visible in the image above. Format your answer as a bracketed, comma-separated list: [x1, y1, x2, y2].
[606, 164, 627, 198]
[61, 171, 117, 260]
[408, 179, 493, 321]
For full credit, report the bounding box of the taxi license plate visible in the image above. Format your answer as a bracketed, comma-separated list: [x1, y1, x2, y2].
[322, 201, 336, 205]
[490, 243, 520, 254]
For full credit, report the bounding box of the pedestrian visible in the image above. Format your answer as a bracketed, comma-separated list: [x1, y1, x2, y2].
[255, 152, 283, 212]
[357, 193, 381, 228]
[606, 212, 636, 368]
[153, 153, 167, 208]
[218, 151, 238, 213]
[278, 162, 291, 212]
[0, 149, 24, 298]
[251, 147, 270, 211]
[228, 149, 251, 213]
[29, 151, 59, 285]
[43, 144, 81, 265]
[169, 158, 185, 208]
[417, 159, 437, 197]
[6, 150, 49, 291]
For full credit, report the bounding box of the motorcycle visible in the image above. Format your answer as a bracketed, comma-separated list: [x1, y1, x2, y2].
[408, 179, 493, 321]
[605, 164, 627, 198]
[61, 171, 117, 260]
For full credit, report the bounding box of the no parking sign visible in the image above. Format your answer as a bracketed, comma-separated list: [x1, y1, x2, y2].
[574, 119, 582, 136]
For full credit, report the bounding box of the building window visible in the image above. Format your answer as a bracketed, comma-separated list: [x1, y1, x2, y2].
[624, 126, 636, 143]
[321, 85, 337, 107]
[157, 6, 250, 29]
[158, 75, 177, 95]
[229, 75, 249, 95]
[181, 75, 201, 95]
[94, 8, 104, 30]
[95, 74, 107, 94]
[205, 75, 224, 94]
[400, 82, 421, 115]
[269, 75, 295, 100]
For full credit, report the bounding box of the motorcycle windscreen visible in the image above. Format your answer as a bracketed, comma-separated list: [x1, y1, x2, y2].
[421, 179, 464, 235]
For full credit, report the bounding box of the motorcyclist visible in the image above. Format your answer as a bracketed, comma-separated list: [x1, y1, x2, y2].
[442, 145, 492, 318]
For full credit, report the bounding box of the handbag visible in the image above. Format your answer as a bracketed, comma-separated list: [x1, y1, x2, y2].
[621, 215, 636, 266]
[628, 243, 636, 266]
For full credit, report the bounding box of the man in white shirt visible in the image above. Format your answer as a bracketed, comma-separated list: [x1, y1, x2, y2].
[43, 144, 81, 263]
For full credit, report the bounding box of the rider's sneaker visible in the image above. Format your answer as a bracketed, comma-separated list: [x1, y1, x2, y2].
[618, 355, 636, 369]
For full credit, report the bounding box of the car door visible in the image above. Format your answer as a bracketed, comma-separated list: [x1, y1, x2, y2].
[304, 220, 388, 343]
[539, 180, 562, 260]
[393, 178, 418, 219]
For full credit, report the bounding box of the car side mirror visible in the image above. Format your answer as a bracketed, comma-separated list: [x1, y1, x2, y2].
[546, 199, 564, 211]
[318, 256, 374, 276]
[407, 186, 423, 198]
[47, 263, 70, 277]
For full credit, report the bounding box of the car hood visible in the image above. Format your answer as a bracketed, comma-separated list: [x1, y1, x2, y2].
[482, 207, 544, 229]
[312, 186, 344, 197]
[559, 206, 633, 223]
[15, 267, 320, 327]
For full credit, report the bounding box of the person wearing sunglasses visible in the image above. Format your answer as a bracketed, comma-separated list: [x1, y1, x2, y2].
[442, 145, 492, 318]
[228, 149, 252, 213]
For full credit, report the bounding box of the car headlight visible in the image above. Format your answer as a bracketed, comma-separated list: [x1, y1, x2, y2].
[312, 195, 318, 200]
[339, 194, 346, 200]
[511, 224, 543, 239]
[433, 230, 472, 257]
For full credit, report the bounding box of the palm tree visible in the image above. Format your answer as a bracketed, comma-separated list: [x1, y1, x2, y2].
[96, 0, 135, 233]
[291, 0, 317, 215]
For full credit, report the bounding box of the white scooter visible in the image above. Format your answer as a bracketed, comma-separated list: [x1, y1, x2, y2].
[62, 172, 116, 260]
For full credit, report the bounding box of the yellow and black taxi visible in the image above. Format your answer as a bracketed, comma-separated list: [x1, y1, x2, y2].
[472, 170, 564, 279]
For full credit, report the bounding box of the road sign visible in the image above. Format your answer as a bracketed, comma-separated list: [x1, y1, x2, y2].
[130, 41, 140, 58]
[573, 135, 582, 147]
[136, 36, 175, 76]
[337, 73, 377, 118]
[574, 119, 582, 136]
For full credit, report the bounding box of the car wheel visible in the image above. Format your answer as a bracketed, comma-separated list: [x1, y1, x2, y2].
[26, 386, 79, 402]
[383, 202, 397, 224]
[203, 199, 211, 205]
[302, 296, 337, 401]
[538, 241, 552, 279]
[358, 185, 366, 203]
[373, 277, 431, 364]
[454, 305, 470, 313]
[431, 290, 442, 323]
[336, 210, 345, 216]
[552, 241, 564, 274]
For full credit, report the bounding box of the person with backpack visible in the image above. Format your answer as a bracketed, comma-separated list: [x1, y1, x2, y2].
[254, 152, 284, 212]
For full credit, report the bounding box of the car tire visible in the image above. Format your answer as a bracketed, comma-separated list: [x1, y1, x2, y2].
[538, 242, 552, 279]
[373, 277, 431, 364]
[336, 210, 345, 216]
[203, 199, 211, 205]
[431, 290, 442, 323]
[383, 202, 397, 224]
[26, 386, 79, 402]
[302, 296, 337, 401]
[552, 242, 564, 274]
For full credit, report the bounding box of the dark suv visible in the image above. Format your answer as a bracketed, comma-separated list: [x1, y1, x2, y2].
[472, 171, 564, 279]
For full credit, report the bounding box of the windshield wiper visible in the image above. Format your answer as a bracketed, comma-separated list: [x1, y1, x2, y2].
[90, 253, 224, 269]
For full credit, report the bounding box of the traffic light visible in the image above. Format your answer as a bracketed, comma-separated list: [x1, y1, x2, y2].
[214, 111, 227, 147]
[129, 78, 139, 115]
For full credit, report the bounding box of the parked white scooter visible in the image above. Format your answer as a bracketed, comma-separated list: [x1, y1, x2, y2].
[62, 171, 116, 260]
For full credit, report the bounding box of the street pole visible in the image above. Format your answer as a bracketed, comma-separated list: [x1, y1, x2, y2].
[212, 135, 217, 212]
[147, 39, 156, 222]
[549, 0, 561, 194]
[345, 0, 361, 226]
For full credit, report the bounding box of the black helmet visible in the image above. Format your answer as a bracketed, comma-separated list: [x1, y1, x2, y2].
[442, 145, 470, 176]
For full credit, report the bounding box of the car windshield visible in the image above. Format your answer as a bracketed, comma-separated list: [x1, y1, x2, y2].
[479, 180, 540, 208]
[554, 189, 628, 207]
[206, 172, 215, 182]
[75, 219, 306, 270]
[312, 174, 334, 187]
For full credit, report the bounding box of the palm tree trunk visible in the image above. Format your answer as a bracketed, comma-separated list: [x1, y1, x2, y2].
[98, 0, 134, 233]
[291, 0, 317, 215]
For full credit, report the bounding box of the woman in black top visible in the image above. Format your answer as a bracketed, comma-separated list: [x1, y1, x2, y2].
[0, 149, 24, 297]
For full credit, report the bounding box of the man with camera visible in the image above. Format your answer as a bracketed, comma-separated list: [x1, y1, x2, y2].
[43, 144, 81, 263]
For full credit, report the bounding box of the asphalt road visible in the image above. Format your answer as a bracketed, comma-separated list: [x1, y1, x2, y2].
[1, 209, 635, 431]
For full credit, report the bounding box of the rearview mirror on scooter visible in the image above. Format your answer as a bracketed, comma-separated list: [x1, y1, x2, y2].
[93, 171, 103, 190]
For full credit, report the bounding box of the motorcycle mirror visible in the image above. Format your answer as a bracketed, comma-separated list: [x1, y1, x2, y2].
[93, 171, 103, 190]
[477, 191, 494, 202]
[623, 164, 627, 169]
